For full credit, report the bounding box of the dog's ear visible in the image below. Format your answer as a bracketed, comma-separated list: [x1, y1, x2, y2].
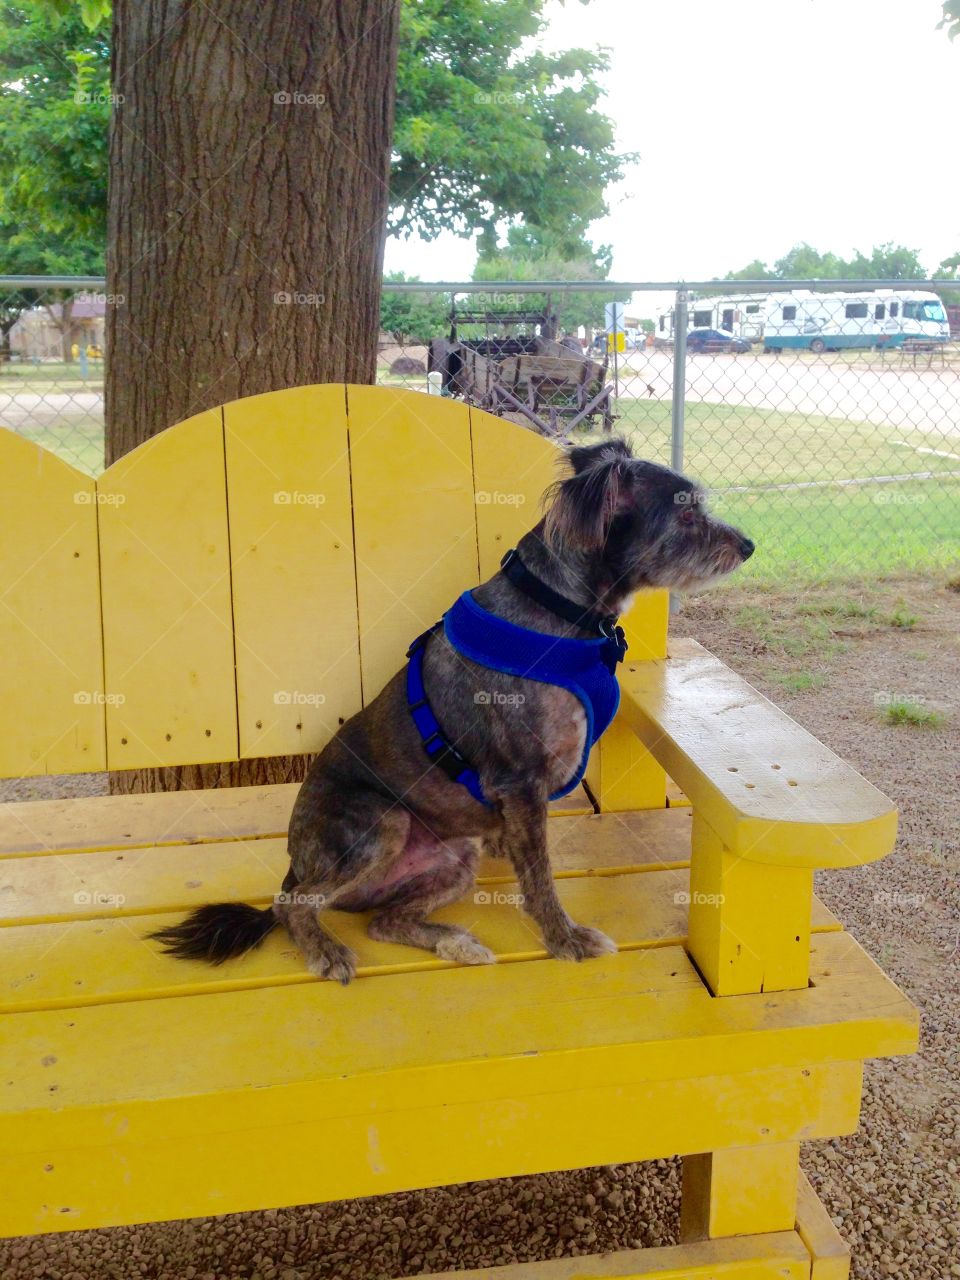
[543, 442, 632, 551]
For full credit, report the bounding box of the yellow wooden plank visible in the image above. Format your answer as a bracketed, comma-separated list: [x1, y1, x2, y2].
[0, 866, 697, 1008]
[0, 429, 105, 776]
[223, 385, 360, 759]
[415, 1233, 810, 1280]
[97, 408, 238, 768]
[796, 1170, 851, 1280]
[0, 1061, 854, 1239]
[346, 386, 479, 699]
[0, 781, 592, 858]
[4, 945, 883, 1146]
[468, 407, 559, 578]
[680, 1142, 799, 1239]
[0, 809, 696, 926]
[619, 638, 898, 868]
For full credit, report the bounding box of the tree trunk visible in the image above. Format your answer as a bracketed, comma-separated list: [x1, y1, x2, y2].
[105, 0, 400, 795]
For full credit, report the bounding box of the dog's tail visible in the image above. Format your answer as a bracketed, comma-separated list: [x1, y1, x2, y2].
[149, 902, 278, 964]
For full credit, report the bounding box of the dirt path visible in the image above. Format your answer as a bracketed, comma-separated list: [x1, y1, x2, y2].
[3, 574, 958, 1280]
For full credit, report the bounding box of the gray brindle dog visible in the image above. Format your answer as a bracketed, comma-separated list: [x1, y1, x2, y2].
[153, 439, 754, 983]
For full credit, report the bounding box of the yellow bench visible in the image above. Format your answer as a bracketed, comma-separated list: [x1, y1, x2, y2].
[0, 386, 917, 1279]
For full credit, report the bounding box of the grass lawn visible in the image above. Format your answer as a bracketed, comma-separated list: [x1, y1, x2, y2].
[598, 400, 960, 580]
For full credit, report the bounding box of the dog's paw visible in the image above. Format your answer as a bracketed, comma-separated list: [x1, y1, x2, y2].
[547, 922, 617, 962]
[436, 933, 496, 966]
[307, 943, 357, 986]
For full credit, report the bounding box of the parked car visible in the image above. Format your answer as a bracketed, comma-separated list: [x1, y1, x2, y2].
[685, 327, 751, 353]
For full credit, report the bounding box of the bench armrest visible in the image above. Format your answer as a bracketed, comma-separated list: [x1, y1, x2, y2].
[618, 638, 897, 870]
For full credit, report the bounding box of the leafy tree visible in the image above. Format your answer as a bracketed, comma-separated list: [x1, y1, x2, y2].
[725, 242, 926, 284]
[0, 1, 109, 247]
[379, 273, 449, 344]
[940, 1, 960, 39]
[3, 0, 629, 260]
[935, 253, 960, 304]
[472, 225, 628, 337]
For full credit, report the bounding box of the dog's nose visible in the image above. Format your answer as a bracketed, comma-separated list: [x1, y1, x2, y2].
[738, 536, 755, 560]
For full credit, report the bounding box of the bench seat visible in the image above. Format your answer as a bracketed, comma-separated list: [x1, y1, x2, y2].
[1, 792, 916, 1244]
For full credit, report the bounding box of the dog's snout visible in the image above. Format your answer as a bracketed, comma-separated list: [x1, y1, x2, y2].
[738, 535, 755, 561]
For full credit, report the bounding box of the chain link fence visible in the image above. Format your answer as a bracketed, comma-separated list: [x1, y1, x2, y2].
[3, 275, 959, 580]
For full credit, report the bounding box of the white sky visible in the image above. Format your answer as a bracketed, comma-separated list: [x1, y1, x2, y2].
[383, 0, 959, 310]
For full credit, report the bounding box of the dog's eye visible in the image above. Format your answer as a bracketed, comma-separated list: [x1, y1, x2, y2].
[678, 507, 697, 525]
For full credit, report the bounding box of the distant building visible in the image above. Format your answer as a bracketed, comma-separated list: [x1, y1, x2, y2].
[9, 297, 106, 361]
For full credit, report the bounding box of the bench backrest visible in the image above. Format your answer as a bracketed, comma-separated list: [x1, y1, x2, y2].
[0, 385, 667, 781]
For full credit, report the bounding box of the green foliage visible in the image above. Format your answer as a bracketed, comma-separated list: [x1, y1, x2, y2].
[940, 0, 960, 39]
[0, 1, 109, 263]
[393, 0, 631, 248]
[935, 253, 960, 304]
[887, 601, 919, 629]
[2, 0, 628, 271]
[473, 224, 628, 334]
[379, 273, 449, 343]
[879, 698, 945, 728]
[726, 242, 927, 283]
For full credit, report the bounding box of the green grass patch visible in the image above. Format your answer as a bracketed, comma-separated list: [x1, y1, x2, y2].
[772, 671, 827, 693]
[888, 601, 919, 629]
[879, 698, 946, 728]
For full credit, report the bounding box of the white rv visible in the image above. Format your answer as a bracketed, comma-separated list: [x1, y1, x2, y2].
[655, 294, 765, 343]
[762, 290, 949, 352]
[656, 289, 950, 351]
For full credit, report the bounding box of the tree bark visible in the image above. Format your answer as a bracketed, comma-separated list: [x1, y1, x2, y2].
[105, 0, 400, 794]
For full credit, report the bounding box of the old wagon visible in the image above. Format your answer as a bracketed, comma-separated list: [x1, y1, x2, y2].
[429, 303, 615, 436]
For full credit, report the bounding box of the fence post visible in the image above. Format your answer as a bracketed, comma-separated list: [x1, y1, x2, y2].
[670, 287, 689, 614]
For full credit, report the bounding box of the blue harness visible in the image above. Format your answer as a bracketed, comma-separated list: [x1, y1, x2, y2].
[405, 551, 627, 805]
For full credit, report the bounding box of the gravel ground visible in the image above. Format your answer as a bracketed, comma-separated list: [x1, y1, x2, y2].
[2, 573, 958, 1280]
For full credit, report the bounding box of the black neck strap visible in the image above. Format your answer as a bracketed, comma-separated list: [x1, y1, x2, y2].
[500, 548, 621, 639]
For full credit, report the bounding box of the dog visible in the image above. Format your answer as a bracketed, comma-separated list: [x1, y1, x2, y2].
[152, 438, 754, 983]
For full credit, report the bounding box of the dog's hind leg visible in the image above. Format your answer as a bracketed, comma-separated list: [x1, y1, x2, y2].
[275, 888, 358, 984]
[367, 841, 495, 966]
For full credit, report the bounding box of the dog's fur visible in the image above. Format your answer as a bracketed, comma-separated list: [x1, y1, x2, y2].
[152, 439, 754, 982]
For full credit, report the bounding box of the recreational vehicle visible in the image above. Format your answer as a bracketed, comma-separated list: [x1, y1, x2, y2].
[763, 290, 950, 352]
[655, 294, 765, 343]
[656, 289, 950, 351]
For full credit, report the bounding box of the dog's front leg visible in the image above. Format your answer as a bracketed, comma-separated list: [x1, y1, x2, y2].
[497, 788, 617, 961]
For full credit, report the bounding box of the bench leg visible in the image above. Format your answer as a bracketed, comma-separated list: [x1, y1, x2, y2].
[680, 1141, 800, 1241]
[687, 813, 813, 995]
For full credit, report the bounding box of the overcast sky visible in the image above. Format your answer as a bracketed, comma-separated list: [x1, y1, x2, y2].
[383, 0, 959, 297]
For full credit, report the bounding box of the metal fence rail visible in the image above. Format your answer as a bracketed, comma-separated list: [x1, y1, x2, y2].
[2, 276, 959, 580]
